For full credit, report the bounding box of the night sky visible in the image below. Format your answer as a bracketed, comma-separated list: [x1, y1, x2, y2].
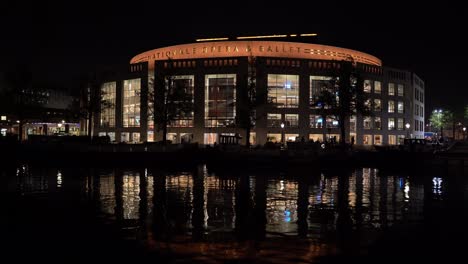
[3, 1, 468, 117]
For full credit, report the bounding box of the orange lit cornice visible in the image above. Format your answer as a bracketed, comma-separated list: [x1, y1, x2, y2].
[130, 41, 382, 69]
[236, 35, 288, 40]
[196, 37, 229, 42]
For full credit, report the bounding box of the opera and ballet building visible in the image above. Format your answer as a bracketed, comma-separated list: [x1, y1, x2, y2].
[90, 37, 425, 146]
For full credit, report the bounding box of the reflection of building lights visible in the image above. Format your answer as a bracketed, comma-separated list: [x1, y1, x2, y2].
[404, 181, 410, 200]
[284, 210, 291, 222]
[57, 171, 62, 188]
[432, 177, 443, 195]
[280, 180, 285, 191]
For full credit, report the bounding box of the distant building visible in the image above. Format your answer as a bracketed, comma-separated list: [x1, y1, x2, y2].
[91, 40, 425, 145]
[0, 83, 80, 139]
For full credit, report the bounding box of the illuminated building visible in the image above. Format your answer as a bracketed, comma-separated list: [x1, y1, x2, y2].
[92, 40, 424, 145]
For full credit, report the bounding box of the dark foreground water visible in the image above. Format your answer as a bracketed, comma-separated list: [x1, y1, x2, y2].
[3, 164, 468, 263]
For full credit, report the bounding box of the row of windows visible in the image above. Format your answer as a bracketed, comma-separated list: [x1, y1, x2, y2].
[203, 59, 238, 67]
[388, 70, 407, 81]
[414, 88, 424, 103]
[98, 130, 409, 146]
[164, 61, 197, 68]
[266, 114, 407, 131]
[414, 119, 424, 132]
[101, 74, 414, 128]
[415, 104, 424, 117]
[363, 80, 406, 96]
[266, 59, 301, 67]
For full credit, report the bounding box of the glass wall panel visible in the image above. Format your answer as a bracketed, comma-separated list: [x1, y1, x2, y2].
[123, 79, 141, 127]
[310, 76, 332, 108]
[388, 100, 395, 113]
[363, 80, 372, 93]
[397, 101, 404, 113]
[388, 118, 395, 130]
[326, 116, 338, 128]
[374, 99, 381, 112]
[267, 133, 281, 143]
[285, 114, 298, 128]
[397, 118, 404, 130]
[309, 134, 324, 142]
[363, 116, 372, 129]
[100, 82, 116, 128]
[397, 84, 404, 96]
[350, 115, 357, 133]
[310, 115, 323, 128]
[388, 83, 395, 96]
[205, 74, 236, 127]
[168, 75, 194, 127]
[374, 81, 381, 94]
[374, 117, 381, 130]
[267, 113, 282, 128]
[268, 74, 299, 108]
[204, 133, 218, 145]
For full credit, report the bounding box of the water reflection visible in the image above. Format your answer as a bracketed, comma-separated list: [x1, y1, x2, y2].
[12, 164, 464, 262]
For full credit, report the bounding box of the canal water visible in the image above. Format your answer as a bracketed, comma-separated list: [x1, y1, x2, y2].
[4, 164, 467, 263]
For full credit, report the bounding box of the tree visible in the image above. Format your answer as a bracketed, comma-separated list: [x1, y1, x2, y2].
[2, 65, 46, 141]
[313, 60, 371, 147]
[80, 76, 114, 139]
[429, 109, 453, 138]
[151, 68, 193, 144]
[237, 56, 257, 147]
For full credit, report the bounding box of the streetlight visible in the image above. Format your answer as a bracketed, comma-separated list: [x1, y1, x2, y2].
[280, 122, 285, 148]
[463, 127, 467, 141]
[405, 123, 410, 138]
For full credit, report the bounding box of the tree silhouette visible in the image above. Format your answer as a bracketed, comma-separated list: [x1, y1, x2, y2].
[80, 79, 114, 138]
[313, 60, 371, 146]
[2, 65, 46, 141]
[150, 69, 193, 144]
[236, 56, 258, 147]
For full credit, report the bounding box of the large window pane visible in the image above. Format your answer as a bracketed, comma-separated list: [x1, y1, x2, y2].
[268, 74, 299, 108]
[388, 100, 395, 113]
[397, 101, 404, 113]
[267, 113, 282, 128]
[363, 80, 371, 93]
[100, 82, 116, 128]
[205, 74, 236, 127]
[388, 83, 395, 96]
[123, 79, 141, 128]
[397, 84, 404, 96]
[374, 81, 381, 94]
[310, 76, 332, 108]
[310, 115, 323, 129]
[285, 114, 298, 128]
[168, 75, 194, 127]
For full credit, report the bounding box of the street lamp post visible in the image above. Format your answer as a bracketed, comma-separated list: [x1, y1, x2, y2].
[463, 127, 467, 141]
[280, 122, 285, 148]
[405, 123, 410, 138]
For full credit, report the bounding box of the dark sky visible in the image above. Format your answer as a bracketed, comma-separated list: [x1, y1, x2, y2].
[3, 1, 468, 117]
